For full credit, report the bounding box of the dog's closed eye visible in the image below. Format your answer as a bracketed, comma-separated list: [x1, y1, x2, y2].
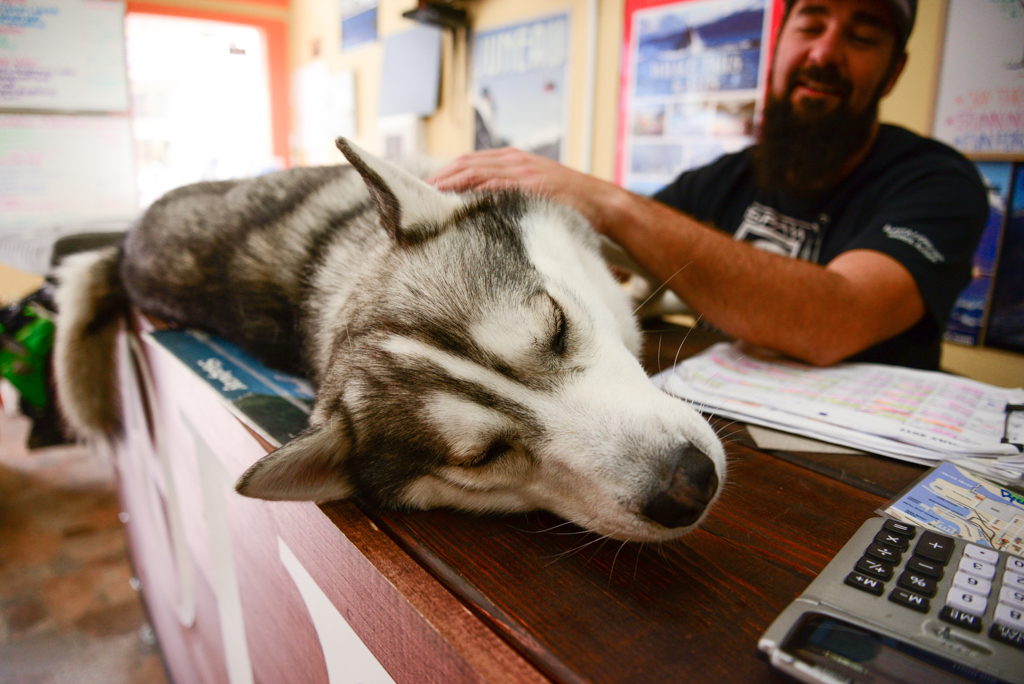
[548, 295, 567, 357]
[468, 438, 514, 468]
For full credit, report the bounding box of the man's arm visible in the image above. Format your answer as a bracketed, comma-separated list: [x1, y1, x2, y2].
[428, 148, 925, 367]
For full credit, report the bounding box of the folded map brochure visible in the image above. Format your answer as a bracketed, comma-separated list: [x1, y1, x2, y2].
[883, 461, 1024, 557]
[653, 342, 1024, 484]
[147, 329, 313, 447]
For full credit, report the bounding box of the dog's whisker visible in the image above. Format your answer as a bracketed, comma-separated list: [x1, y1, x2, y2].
[631, 262, 691, 317]
[544, 533, 610, 565]
[589, 536, 612, 562]
[672, 312, 703, 370]
[514, 519, 581, 535]
[608, 540, 630, 585]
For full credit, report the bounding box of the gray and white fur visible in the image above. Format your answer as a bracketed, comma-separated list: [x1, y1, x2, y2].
[54, 139, 724, 542]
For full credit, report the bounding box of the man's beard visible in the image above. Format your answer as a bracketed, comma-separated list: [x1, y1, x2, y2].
[754, 64, 882, 197]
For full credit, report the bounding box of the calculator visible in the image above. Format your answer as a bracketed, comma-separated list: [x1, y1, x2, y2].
[759, 517, 1024, 684]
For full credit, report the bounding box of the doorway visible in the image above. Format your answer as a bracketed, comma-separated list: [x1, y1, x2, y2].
[125, 13, 283, 208]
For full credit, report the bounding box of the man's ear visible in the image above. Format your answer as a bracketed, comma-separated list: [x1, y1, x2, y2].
[336, 137, 464, 243]
[882, 52, 908, 98]
[235, 419, 354, 502]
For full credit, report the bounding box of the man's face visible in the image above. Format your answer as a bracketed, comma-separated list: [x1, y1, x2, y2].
[754, 0, 905, 194]
[770, 0, 902, 124]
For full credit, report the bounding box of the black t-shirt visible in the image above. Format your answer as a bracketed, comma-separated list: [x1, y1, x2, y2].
[653, 124, 988, 370]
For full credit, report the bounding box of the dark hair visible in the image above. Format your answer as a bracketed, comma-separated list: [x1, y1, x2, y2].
[781, 0, 917, 53]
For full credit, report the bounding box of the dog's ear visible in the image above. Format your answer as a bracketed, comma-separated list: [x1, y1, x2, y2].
[336, 137, 463, 243]
[234, 419, 354, 502]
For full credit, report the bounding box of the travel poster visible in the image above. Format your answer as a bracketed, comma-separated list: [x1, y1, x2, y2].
[988, 163, 1024, 354]
[944, 162, 1013, 346]
[472, 13, 570, 162]
[617, 0, 779, 195]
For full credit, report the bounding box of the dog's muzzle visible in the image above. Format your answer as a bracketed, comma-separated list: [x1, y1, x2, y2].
[642, 445, 719, 529]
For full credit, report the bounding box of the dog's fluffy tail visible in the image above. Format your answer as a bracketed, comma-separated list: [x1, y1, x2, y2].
[53, 246, 128, 439]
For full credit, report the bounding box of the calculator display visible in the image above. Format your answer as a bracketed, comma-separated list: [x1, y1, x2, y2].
[781, 614, 1010, 684]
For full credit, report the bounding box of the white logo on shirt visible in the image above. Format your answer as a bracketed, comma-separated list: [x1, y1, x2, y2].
[734, 203, 824, 262]
[882, 224, 945, 264]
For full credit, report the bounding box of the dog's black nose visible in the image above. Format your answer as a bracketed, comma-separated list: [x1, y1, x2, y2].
[642, 445, 719, 529]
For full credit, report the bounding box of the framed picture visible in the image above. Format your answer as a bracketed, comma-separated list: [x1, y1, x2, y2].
[472, 13, 570, 162]
[617, 0, 782, 195]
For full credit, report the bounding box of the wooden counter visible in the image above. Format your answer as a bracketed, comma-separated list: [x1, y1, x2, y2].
[111, 319, 926, 684]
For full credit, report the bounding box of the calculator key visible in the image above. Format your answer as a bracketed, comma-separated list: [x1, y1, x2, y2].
[953, 572, 992, 597]
[1002, 571, 1024, 592]
[957, 556, 996, 581]
[939, 605, 983, 633]
[874, 529, 910, 550]
[946, 587, 986, 617]
[995, 603, 1024, 631]
[856, 556, 894, 581]
[963, 544, 1000, 565]
[865, 542, 902, 564]
[999, 586, 1024, 610]
[897, 571, 937, 597]
[883, 519, 916, 538]
[989, 623, 1024, 653]
[915, 532, 955, 564]
[889, 588, 929, 613]
[906, 556, 944, 579]
[1007, 557, 1024, 578]
[845, 571, 885, 596]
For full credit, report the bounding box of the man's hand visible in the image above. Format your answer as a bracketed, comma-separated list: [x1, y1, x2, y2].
[427, 148, 628, 233]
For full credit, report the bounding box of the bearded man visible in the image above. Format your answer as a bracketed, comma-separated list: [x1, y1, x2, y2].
[430, 0, 987, 370]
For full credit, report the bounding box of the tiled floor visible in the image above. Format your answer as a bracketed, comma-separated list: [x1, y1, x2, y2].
[0, 410, 170, 684]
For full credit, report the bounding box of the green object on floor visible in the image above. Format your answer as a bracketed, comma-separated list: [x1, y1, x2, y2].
[0, 301, 55, 411]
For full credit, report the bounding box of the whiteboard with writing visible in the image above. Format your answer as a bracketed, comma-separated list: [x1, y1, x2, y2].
[933, 0, 1024, 155]
[0, 114, 137, 233]
[0, 0, 129, 112]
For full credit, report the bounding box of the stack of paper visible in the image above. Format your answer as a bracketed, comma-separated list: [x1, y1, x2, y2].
[653, 343, 1024, 484]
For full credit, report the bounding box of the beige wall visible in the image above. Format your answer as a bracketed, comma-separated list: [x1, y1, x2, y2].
[879, 0, 946, 135]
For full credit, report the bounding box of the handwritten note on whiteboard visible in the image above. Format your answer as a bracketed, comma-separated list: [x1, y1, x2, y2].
[0, 114, 137, 232]
[933, 0, 1024, 154]
[0, 0, 129, 112]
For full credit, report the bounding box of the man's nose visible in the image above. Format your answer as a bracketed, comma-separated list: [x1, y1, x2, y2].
[806, 26, 843, 67]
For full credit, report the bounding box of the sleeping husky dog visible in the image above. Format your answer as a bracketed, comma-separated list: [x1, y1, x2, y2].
[53, 139, 724, 542]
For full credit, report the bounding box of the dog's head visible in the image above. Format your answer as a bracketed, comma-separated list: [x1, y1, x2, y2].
[235, 139, 724, 542]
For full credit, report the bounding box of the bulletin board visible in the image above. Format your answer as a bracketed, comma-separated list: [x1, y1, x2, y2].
[932, 0, 1024, 155]
[0, 0, 130, 112]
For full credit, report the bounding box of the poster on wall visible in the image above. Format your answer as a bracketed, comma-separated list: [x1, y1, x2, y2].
[944, 162, 1012, 346]
[340, 0, 377, 52]
[617, 0, 776, 195]
[932, 0, 1024, 154]
[987, 163, 1024, 354]
[472, 13, 570, 162]
[292, 61, 356, 166]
